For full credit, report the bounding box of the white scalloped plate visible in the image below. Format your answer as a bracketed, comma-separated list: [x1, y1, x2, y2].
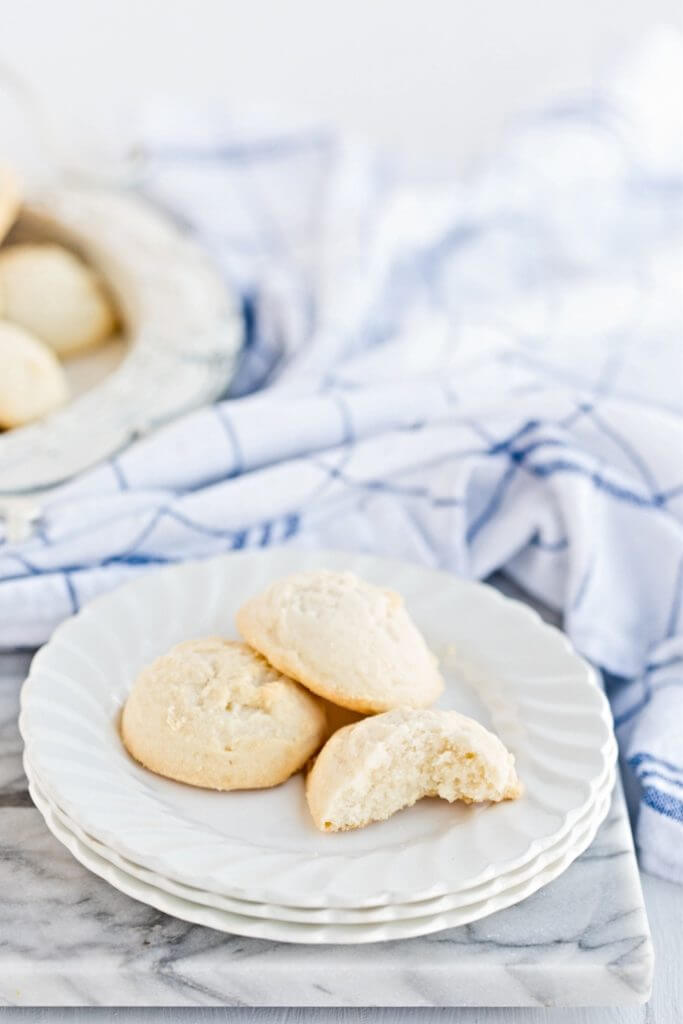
[27, 770, 613, 943]
[26, 751, 615, 924]
[20, 549, 615, 908]
[0, 184, 242, 494]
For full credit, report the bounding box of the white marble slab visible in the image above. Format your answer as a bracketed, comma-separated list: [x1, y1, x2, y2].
[0, 652, 30, 800]
[0, 779, 653, 1008]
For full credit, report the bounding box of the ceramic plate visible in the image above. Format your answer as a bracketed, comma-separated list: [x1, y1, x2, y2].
[28, 772, 613, 944]
[26, 751, 615, 925]
[20, 549, 615, 908]
[0, 184, 242, 494]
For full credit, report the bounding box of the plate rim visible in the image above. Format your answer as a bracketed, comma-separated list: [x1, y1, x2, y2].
[26, 750, 616, 925]
[27, 769, 614, 945]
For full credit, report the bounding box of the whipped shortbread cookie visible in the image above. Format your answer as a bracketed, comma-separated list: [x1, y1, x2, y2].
[237, 570, 444, 713]
[307, 708, 522, 832]
[0, 243, 117, 356]
[122, 637, 327, 791]
[0, 320, 68, 428]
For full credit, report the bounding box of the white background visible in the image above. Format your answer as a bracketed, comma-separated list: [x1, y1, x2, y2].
[1, 2, 682, 1021]
[1, 0, 682, 173]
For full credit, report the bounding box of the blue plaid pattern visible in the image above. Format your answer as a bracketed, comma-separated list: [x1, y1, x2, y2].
[1, 32, 682, 881]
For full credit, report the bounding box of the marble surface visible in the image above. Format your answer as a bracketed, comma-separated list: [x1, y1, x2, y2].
[0, 647, 654, 1009]
[0, 653, 30, 800]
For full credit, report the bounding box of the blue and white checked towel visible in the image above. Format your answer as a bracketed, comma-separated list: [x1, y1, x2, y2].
[2, 31, 682, 881]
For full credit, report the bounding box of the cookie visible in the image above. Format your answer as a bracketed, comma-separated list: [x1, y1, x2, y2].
[121, 637, 327, 791]
[0, 243, 117, 356]
[0, 164, 21, 245]
[236, 570, 444, 713]
[306, 708, 522, 832]
[0, 320, 69, 428]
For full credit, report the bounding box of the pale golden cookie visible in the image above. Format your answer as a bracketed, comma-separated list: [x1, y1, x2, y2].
[121, 637, 327, 791]
[237, 570, 444, 713]
[0, 243, 117, 356]
[307, 708, 522, 832]
[0, 320, 69, 428]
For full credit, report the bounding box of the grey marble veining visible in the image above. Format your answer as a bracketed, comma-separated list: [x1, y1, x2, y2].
[0, 781, 653, 1008]
[0, 653, 30, 800]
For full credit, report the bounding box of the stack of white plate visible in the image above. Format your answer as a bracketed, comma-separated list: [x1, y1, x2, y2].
[20, 550, 616, 944]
